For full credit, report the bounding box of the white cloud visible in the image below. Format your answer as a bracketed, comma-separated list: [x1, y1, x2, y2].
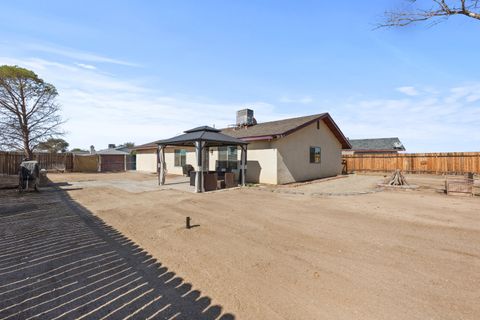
[2, 54, 479, 153]
[335, 85, 480, 152]
[446, 84, 480, 104]
[279, 96, 313, 104]
[0, 56, 299, 150]
[21, 42, 139, 67]
[75, 63, 96, 70]
[396, 86, 419, 96]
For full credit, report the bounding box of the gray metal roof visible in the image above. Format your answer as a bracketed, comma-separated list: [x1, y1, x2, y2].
[156, 126, 248, 147]
[348, 137, 405, 151]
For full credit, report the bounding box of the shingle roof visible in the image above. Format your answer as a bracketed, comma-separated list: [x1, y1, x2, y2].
[221, 114, 325, 138]
[134, 113, 351, 150]
[221, 113, 351, 148]
[348, 137, 405, 151]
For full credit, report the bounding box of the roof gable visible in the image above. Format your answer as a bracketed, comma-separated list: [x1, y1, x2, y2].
[221, 113, 351, 149]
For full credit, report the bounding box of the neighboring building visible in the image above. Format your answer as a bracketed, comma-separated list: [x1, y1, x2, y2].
[342, 138, 405, 155]
[70, 149, 90, 155]
[95, 144, 135, 171]
[134, 110, 351, 184]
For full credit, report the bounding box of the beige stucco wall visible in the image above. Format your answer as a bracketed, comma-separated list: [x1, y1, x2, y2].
[135, 147, 196, 174]
[244, 141, 277, 184]
[162, 147, 195, 175]
[206, 147, 218, 171]
[136, 149, 157, 173]
[273, 119, 342, 184]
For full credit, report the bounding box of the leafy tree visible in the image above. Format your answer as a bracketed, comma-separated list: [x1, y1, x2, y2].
[123, 142, 135, 148]
[379, 0, 480, 27]
[37, 138, 69, 153]
[0, 65, 63, 158]
[71, 147, 88, 153]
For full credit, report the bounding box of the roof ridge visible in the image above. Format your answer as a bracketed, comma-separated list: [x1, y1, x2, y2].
[254, 113, 326, 125]
[221, 113, 326, 130]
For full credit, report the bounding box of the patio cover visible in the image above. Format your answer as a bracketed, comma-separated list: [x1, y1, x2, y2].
[156, 126, 248, 192]
[156, 126, 249, 147]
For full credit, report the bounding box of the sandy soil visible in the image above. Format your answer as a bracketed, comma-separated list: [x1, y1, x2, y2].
[49, 173, 480, 320]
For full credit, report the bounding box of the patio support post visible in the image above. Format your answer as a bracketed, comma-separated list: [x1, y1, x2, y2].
[195, 140, 205, 193]
[240, 145, 247, 187]
[156, 145, 160, 185]
[159, 145, 166, 185]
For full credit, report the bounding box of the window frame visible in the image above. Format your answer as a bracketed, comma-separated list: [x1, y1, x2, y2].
[309, 146, 321, 164]
[217, 146, 238, 170]
[174, 149, 187, 167]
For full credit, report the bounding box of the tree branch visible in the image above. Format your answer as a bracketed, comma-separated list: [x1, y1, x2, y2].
[377, 0, 480, 28]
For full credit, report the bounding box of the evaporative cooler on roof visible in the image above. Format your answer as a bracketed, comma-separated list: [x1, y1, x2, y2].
[236, 109, 254, 126]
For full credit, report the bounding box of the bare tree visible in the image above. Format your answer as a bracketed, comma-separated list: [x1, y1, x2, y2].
[379, 0, 480, 27]
[0, 65, 63, 158]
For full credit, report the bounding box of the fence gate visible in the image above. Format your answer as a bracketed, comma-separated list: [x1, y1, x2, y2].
[126, 155, 136, 170]
[100, 155, 125, 172]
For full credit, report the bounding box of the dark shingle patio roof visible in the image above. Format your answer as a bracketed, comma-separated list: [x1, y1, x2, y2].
[348, 137, 405, 151]
[147, 126, 248, 148]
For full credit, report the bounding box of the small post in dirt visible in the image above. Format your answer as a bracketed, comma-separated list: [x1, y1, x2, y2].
[186, 216, 191, 229]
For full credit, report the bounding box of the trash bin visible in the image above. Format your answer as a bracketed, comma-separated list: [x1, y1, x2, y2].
[18, 160, 40, 192]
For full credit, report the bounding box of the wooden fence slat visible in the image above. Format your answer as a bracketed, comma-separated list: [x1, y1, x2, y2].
[0, 152, 74, 175]
[343, 152, 480, 174]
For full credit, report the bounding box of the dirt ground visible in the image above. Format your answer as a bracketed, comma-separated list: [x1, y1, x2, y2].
[48, 172, 480, 320]
[0, 188, 234, 319]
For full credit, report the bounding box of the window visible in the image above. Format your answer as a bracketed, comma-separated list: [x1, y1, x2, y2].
[174, 149, 187, 167]
[217, 146, 238, 170]
[309, 147, 321, 163]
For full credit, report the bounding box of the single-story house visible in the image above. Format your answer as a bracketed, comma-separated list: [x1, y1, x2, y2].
[342, 138, 405, 155]
[134, 109, 351, 184]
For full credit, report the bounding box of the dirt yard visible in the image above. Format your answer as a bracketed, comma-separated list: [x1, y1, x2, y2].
[48, 172, 480, 320]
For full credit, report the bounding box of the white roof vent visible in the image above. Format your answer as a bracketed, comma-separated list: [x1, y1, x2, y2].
[393, 141, 403, 149]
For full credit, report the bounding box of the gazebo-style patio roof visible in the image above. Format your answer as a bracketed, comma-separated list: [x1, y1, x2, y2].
[156, 126, 248, 193]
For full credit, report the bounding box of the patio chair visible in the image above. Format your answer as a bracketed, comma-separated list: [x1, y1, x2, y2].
[182, 164, 194, 177]
[204, 172, 218, 191]
[224, 172, 236, 188]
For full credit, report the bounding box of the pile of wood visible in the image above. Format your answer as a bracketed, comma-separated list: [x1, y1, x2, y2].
[386, 169, 408, 186]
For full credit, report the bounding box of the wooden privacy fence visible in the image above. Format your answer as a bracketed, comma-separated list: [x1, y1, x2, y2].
[343, 152, 480, 174]
[73, 155, 99, 172]
[0, 152, 135, 175]
[0, 152, 73, 175]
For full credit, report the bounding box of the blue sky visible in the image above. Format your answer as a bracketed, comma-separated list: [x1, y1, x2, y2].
[1, 0, 479, 152]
